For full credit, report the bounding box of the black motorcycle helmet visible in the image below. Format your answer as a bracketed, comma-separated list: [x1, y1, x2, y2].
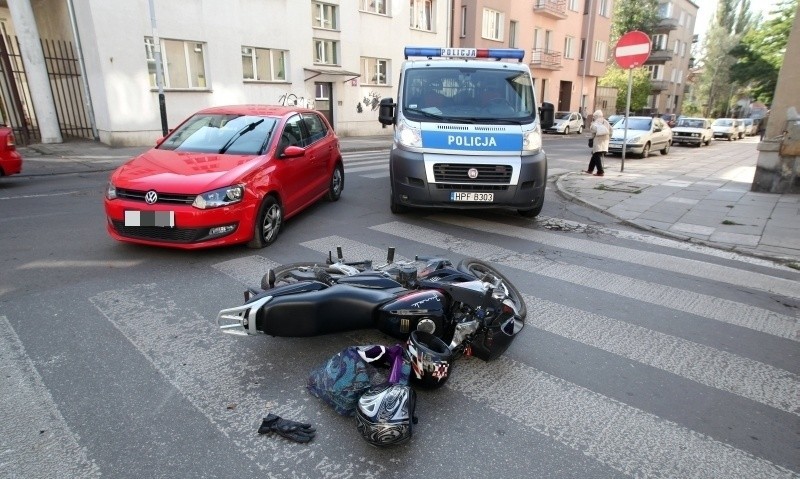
[406, 330, 453, 388]
[355, 383, 417, 447]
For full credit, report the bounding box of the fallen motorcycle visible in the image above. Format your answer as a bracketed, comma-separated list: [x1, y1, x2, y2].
[216, 247, 525, 360]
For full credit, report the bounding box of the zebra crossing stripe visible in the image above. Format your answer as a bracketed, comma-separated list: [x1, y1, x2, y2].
[298, 235, 799, 415]
[342, 330, 795, 478]
[361, 171, 390, 178]
[429, 215, 800, 299]
[344, 164, 389, 173]
[343, 159, 387, 167]
[89, 285, 386, 478]
[370, 221, 799, 341]
[0, 316, 101, 478]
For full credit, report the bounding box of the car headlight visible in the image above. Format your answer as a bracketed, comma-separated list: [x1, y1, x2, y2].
[396, 120, 421, 148]
[106, 182, 117, 200]
[523, 129, 541, 151]
[192, 184, 244, 209]
[630, 136, 642, 144]
[692, 133, 699, 137]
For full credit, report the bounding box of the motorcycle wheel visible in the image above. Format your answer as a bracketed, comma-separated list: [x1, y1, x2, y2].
[456, 258, 527, 319]
[262, 262, 355, 289]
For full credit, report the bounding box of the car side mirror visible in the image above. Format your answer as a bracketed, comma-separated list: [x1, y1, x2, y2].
[378, 98, 396, 126]
[281, 145, 305, 158]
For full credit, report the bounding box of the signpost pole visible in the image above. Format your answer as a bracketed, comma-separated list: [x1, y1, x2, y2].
[621, 68, 633, 172]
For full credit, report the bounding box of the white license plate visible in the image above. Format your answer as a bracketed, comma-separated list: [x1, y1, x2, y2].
[124, 210, 175, 227]
[450, 192, 494, 202]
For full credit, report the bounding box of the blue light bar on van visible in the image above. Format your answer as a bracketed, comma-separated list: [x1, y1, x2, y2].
[404, 47, 525, 62]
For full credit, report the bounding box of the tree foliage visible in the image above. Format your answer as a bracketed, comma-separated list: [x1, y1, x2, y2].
[729, 0, 798, 104]
[611, 0, 661, 41]
[599, 65, 652, 112]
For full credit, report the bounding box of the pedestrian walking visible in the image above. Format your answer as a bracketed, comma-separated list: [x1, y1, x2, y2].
[586, 110, 611, 176]
[757, 114, 769, 141]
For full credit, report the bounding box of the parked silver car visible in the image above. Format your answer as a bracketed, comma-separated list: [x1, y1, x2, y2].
[608, 116, 673, 158]
[671, 117, 713, 147]
[544, 111, 584, 135]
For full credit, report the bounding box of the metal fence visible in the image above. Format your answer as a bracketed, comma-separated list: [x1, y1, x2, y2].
[0, 35, 93, 144]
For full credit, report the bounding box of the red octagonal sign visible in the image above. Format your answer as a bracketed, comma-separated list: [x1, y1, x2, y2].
[615, 30, 651, 69]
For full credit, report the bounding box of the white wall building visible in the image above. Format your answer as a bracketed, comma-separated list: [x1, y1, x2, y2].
[0, 0, 451, 146]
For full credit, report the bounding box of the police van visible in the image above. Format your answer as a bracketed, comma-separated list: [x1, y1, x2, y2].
[378, 47, 547, 217]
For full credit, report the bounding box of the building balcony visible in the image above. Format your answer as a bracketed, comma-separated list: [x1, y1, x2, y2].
[530, 48, 562, 69]
[655, 16, 679, 31]
[651, 80, 670, 91]
[644, 48, 674, 65]
[533, 0, 567, 20]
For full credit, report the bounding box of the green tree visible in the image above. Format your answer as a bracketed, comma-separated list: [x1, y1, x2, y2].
[611, 0, 660, 41]
[599, 65, 652, 112]
[729, 0, 798, 104]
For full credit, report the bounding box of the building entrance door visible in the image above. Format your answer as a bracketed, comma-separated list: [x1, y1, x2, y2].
[314, 82, 333, 128]
[558, 81, 573, 112]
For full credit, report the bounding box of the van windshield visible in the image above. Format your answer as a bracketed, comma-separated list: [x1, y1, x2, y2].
[401, 67, 536, 124]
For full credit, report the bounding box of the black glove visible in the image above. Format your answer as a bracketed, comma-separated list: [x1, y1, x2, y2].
[258, 413, 316, 443]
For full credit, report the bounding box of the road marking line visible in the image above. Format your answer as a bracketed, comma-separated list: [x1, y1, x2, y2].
[0, 191, 80, 200]
[370, 222, 800, 341]
[0, 316, 101, 478]
[429, 215, 800, 299]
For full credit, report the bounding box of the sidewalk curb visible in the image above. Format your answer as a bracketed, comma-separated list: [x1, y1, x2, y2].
[553, 172, 798, 266]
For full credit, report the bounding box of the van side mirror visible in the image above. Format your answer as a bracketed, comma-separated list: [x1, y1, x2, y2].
[378, 98, 396, 126]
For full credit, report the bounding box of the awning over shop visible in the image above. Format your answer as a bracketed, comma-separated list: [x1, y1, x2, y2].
[303, 68, 361, 83]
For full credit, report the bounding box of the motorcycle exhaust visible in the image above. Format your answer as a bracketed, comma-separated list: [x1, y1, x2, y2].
[216, 295, 271, 336]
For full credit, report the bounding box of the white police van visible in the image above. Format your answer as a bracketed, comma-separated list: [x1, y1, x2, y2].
[378, 47, 547, 217]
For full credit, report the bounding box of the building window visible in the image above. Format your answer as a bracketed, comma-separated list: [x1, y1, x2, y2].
[362, 57, 390, 85]
[460, 6, 467, 37]
[410, 0, 434, 31]
[680, 42, 686, 57]
[313, 2, 339, 29]
[568, 0, 579, 11]
[509, 21, 518, 48]
[679, 10, 686, 26]
[673, 39, 680, 53]
[482, 8, 503, 40]
[658, 2, 673, 19]
[545, 30, 553, 50]
[564, 36, 574, 59]
[593, 40, 606, 61]
[533, 28, 542, 49]
[360, 0, 388, 15]
[598, 0, 610, 17]
[145, 37, 207, 89]
[647, 65, 663, 80]
[242, 46, 287, 82]
[580, 38, 586, 60]
[314, 39, 339, 65]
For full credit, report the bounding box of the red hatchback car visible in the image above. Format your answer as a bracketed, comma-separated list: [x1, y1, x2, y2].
[0, 126, 23, 177]
[104, 105, 344, 249]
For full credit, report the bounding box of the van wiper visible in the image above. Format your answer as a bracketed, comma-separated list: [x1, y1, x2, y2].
[219, 119, 265, 154]
[461, 117, 522, 125]
[404, 107, 446, 121]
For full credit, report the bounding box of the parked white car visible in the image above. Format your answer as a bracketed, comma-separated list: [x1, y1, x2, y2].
[741, 118, 757, 136]
[544, 111, 584, 135]
[671, 117, 713, 147]
[608, 116, 673, 158]
[711, 118, 744, 141]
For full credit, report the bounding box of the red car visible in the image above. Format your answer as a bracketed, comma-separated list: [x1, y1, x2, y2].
[104, 105, 344, 249]
[0, 126, 22, 177]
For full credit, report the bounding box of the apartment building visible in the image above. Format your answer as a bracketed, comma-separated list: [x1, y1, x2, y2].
[453, 0, 613, 117]
[1, 0, 450, 146]
[643, 0, 698, 116]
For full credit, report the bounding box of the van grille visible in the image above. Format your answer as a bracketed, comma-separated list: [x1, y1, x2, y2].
[432, 163, 512, 184]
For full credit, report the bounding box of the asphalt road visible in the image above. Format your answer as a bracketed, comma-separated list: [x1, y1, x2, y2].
[1, 137, 798, 478]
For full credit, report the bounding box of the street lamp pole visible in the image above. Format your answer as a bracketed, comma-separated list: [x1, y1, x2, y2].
[147, 0, 168, 136]
[580, 0, 596, 125]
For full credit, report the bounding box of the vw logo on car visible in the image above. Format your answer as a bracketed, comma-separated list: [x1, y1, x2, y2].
[144, 190, 158, 205]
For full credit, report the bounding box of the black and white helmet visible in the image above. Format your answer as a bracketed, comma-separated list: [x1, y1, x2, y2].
[406, 330, 453, 389]
[355, 383, 416, 447]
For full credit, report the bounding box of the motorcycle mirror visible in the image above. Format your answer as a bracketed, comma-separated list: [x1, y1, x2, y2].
[500, 317, 524, 337]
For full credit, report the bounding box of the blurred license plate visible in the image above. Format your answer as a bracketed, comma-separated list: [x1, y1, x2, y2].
[124, 210, 175, 227]
[450, 192, 493, 202]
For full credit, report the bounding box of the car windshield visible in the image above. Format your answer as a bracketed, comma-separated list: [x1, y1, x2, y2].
[556, 112, 571, 120]
[158, 114, 277, 155]
[713, 119, 732, 126]
[402, 67, 536, 123]
[677, 119, 704, 128]
[615, 118, 652, 130]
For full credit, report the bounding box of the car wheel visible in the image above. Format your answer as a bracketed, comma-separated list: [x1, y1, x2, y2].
[728, 135, 732, 141]
[390, 190, 408, 214]
[326, 163, 344, 201]
[577, 125, 583, 134]
[564, 126, 570, 135]
[660, 141, 671, 155]
[704, 138, 711, 146]
[247, 195, 282, 249]
[640, 142, 651, 158]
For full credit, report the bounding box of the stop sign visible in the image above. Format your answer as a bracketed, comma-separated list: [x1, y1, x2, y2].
[615, 31, 651, 69]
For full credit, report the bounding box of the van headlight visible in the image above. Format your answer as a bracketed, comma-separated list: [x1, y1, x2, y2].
[523, 129, 541, 151]
[396, 120, 422, 148]
[193, 185, 244, 209]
